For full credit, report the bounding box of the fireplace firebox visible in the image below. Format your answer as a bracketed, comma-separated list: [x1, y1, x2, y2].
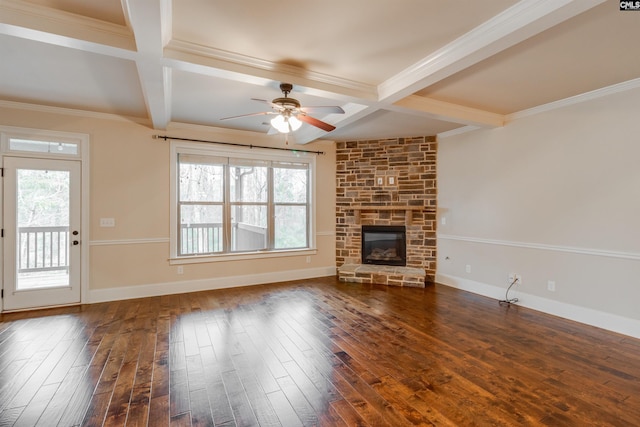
[361, 225, 406, 266]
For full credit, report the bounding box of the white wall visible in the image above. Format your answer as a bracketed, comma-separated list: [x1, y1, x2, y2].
[437, 84, 640, 338]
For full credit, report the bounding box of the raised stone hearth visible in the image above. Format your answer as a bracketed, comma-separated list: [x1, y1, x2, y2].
[338, 264, 426, 288]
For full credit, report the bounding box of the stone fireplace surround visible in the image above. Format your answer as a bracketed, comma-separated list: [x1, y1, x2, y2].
[336, 136, 437, 287]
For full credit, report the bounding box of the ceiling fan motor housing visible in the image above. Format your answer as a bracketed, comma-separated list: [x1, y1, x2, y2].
[273, 83, 300, 110]
[272, 97, 301, 110]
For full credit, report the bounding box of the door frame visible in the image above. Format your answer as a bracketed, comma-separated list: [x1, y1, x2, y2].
[0, 126, 90, 311]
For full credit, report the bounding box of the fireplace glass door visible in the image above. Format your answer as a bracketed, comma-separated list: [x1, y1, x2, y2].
[361, 225, 406, 266]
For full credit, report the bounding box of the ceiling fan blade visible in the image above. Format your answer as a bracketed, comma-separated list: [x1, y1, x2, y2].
[297, 114, 336, 132]
[252, 98, 282, 110]
[220, 111, 274, 121]
[300, 106, 345, 114]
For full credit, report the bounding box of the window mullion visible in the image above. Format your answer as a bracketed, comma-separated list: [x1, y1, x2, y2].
[223, 162, 231, 252]
[267, 164, 275, 249]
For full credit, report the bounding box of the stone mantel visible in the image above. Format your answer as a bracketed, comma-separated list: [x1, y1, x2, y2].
[350, 206, 433, 225]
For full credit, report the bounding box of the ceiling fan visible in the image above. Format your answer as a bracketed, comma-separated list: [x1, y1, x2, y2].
[221, 83, 345, 134]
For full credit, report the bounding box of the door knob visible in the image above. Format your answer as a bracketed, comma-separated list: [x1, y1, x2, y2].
[73, 240, 80, 245]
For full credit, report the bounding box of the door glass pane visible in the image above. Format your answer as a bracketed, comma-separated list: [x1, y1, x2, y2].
[16, 169, 70, 290]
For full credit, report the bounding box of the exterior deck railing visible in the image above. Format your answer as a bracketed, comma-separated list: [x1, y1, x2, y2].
[180, 222, 224, 255]
[18, 226, 69, 273]
[180, 222, 267, 255]
[18, 222, 269, 272]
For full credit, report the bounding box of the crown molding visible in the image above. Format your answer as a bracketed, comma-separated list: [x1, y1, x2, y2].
[508, 77, 640, 121]
[164, 39, 377, 101]
[437, 125, 480, 139]
[438, 77, 640, 138]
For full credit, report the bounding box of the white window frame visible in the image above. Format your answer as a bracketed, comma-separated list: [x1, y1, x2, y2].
[169, 141, 317, 264]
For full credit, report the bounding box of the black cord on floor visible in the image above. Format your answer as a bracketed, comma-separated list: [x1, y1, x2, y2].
[499, 278, 519, 306]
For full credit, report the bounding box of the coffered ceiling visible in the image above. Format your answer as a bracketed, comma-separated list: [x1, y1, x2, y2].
[1, 0, 638, 144]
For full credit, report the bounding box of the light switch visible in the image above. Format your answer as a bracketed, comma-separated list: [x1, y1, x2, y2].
[100, 218, 115, 227]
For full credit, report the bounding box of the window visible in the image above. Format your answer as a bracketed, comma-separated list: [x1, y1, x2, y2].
[171, 142, 315, 261]
[1, 126, 83, 158]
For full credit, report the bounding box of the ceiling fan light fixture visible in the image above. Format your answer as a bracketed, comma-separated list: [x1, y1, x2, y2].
[288, 115, 302, 131]
[270, 115, 289, 133]
[270, 114, 302, 133]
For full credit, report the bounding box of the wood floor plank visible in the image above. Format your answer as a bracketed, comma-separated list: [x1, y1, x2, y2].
[266, 389, 303, 427]
[0, 406, 23, 427]
[234, 370, 281, 427]
[221, 369, 260, 426]
[198, 346, 235, 426]
[189, 388, 214, 427]
[169, 367, 190, 418]
[147, 395, 170, 427]
[318, 402, 349, 427]
[329, 398, 369, 427]
[0, 349, 48, 413]
[1, 277, 639, 426]
[11, 382, 58, 427]
[35, 365, 86, 427]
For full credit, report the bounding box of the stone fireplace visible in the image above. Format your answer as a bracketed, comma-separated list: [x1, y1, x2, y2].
[335, 136, 437, 287]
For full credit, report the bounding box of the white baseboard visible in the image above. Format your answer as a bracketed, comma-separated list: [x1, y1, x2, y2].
[89, 266, 337, 304]
[436, 273, 640, 340]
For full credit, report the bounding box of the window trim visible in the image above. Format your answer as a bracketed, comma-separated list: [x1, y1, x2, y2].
[169, 141, 316, 263]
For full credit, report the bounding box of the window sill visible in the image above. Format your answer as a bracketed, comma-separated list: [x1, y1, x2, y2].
[169, 248, 318, 265]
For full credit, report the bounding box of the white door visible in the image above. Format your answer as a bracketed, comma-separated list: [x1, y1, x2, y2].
[2, 156, 82, 311]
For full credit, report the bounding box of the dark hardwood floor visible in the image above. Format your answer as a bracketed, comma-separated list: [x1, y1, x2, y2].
[1, 277, 639, 426]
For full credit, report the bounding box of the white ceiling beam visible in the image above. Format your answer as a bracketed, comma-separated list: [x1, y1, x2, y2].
[393, 95, 505, 128]
[378, 0, 606, 105]
[0, 0, 135, 52]
[123, 0, 172, 129]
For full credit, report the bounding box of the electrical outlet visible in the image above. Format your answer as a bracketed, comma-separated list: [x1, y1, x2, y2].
[508, 273, 522, 285]
[547, 280, 556, 292]
[465, 264, 471, 273]
[177, 266, 184, 275]
[306, 256, 311, 263]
